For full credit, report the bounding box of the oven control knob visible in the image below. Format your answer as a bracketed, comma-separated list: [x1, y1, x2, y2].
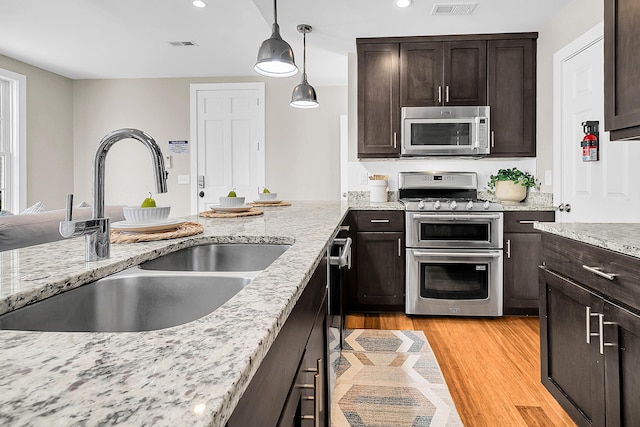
[450, 200, 457, 210]
[466, 201, 474, 211]
[434, 200, 441, 210]
[418, 200, 425, 210]
[483, 200, 491, 210]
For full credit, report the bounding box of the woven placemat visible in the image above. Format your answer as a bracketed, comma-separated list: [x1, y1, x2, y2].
[111, 221, 203, 243]
[199, 208, 264, 218]
[247, 201, 291, 207]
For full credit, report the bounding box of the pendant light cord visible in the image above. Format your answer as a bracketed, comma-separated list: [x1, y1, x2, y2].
[302, 31, 307, 80]
[273, 0, 278, 25]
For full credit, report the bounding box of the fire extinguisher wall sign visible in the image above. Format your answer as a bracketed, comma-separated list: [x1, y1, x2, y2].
[581, 121, 599, 162]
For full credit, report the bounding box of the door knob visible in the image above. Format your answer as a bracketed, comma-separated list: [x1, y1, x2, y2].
[558, 203, 572, 212]
[199, 191, 204, 198]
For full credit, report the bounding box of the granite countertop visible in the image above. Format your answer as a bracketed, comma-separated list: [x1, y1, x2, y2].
[0, 201, 349, 426]
[534, 222, 640, 259]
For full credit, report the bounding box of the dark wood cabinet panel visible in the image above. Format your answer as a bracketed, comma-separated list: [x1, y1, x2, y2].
[487, 38, 536, 157]
[357, 43, 400, 158]
[540, 268, 606, 427]
[400, 40, 485, 107]
[227, 259, 328, 427]
[540, 233, 640, 427]
[347, 211, 405, 312]
[355, 232, 404, 309]
[444, 41, 487, 106]
[605, 0, 640, 140]
[503, 211, 554, 315]
[400, 42, 443, 107]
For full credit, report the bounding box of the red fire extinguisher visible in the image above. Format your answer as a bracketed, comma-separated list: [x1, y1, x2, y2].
[581, 121, 599, 162]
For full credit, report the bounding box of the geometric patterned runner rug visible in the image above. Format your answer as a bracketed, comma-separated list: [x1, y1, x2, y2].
[331, 329, 464, 427]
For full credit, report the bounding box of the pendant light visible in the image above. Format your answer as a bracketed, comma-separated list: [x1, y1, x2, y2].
[290, 24, 319, 109]
[255, 0, 298, 77]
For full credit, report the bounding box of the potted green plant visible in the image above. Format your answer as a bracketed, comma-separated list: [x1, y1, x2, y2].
[488, 168, 537, 204]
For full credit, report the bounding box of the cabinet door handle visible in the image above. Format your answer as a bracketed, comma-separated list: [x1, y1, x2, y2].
[398, 238, 402, 257]
[393, 132, 397, 149]
[582, 265, 617, 281]
[506, 239, 511, 259]
[445, 85, 450, 103]
[586, 306, 601, 344]
[598, 314, 617, 355]
[438, 86, 442, 103]
[491, 131, 495, 148]
[301, 359, 322, 426]
[370, 219, 390, 223]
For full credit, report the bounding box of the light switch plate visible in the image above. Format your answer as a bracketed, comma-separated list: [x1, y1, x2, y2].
[177, 175, 190, 185]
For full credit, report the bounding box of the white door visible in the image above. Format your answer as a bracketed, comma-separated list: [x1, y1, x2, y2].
[190, 83, 265, 213]
[554, 23, 640, 223]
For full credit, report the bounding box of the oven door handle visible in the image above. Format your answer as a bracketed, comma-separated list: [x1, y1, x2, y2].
[329, 237, 352, 269]
[410, 213, 502, 221]
[412, 251, 502, 259]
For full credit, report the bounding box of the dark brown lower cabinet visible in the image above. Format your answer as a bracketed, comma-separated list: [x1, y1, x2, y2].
[540, 233, 640, 427]
[347, 210, 405, 312]
[227, 259, 328, 427]
[503, 210, 555, 315]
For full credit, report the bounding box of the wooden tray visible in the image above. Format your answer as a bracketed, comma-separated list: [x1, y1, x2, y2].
[247, 201, 291, 207]
[111, 221, 203, 243]
[199, 208, 264, 218]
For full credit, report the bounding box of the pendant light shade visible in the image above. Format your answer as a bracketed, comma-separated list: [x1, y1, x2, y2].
[254, 0, 298, 77]
[290, 24, 319, 109]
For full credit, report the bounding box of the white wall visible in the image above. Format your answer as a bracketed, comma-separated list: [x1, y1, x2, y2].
[535, 0, 604, 192]
[73, 77, 347, 216]
[0, 54, 74, 210]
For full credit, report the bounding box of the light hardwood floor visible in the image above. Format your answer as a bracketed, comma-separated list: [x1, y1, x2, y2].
[345, 313, 577, 427]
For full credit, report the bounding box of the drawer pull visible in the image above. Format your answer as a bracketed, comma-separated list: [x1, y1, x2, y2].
[582, 265, 617, 281]
[370, 219, 390, 223]
[518, 220, 538, 224]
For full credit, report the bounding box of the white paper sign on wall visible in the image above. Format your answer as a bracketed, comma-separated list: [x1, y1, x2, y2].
[168, 140, 188, 154]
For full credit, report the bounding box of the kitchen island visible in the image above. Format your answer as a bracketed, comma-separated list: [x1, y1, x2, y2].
[0, 201, 350, 426]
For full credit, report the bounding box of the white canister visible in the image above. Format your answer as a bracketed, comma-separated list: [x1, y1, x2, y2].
[369, 179, 388, 203]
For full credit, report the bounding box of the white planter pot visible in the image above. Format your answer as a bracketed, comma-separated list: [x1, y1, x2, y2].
[495, 181, 527, 205]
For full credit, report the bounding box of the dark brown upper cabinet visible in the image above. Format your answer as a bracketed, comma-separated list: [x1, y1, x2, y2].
[357, 43, 401, 158]
[400, 40, 486, 107]
[487, 38, 536, 157]
[357, 33, 537, 159]
[605, 0, 640, 141]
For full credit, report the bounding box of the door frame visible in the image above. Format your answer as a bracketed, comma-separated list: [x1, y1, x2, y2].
[189, 82, 265, 214]
[552, 22, 604, 221]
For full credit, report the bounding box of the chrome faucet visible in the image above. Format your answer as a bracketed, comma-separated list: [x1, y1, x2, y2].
[60, 128, 168, 261]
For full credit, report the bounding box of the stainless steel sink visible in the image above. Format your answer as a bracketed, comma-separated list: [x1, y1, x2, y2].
[139, 243, 291, 272]
[0, 270, 251, 332]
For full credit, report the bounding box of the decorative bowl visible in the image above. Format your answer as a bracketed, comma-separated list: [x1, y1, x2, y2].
[258, 192, 278, 201]
[219, 196, 245, 207]
[123, 206, 171, 224]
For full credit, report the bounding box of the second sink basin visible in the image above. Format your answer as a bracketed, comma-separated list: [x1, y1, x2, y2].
[0, 271, 251, 332]
[139, 243, 291, 272]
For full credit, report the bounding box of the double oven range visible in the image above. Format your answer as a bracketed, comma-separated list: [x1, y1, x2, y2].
[399, 172, 504, 317]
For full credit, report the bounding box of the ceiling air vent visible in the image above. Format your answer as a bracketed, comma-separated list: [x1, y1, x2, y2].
[431, 3, 477, 15]
[169, 41, 198, 47]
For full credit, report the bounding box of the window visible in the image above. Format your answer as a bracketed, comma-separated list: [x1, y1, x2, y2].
[0, 68, 26, 213]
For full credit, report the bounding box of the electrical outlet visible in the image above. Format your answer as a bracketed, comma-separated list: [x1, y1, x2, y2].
[544, 170, 552, 186]
[360, 172, 369, 185]
[177, 175, 190, 185]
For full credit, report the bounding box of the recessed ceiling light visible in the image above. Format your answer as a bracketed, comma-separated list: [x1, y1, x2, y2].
[192, 0, 207, 8]
[396, 0, 412, 7]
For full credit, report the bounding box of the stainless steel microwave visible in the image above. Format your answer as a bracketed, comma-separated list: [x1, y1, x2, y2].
[401, 106, 490, 157]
